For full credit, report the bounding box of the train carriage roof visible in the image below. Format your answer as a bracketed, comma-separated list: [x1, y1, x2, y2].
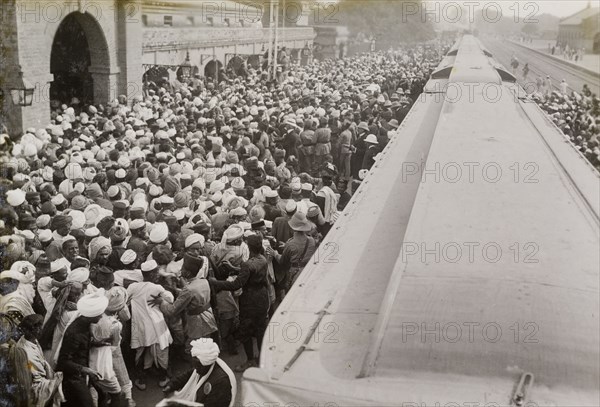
[242, 35, 600, 407]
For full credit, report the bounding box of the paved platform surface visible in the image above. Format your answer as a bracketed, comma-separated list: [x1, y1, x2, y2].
[511, 38, 600, 77]
[130, 345, 247, 406]
[483, 38, 600, 96]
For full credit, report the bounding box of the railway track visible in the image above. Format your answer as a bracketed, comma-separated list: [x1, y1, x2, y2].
[483, 38, 600, 96]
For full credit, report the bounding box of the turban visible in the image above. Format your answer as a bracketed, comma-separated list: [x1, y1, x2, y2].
[230, 207, 247, 217]
[105, 286, 127, 312]
[110, 224, 128, 242]
[174, 192, 189, 208]
[285, 200, 297, 214]
[209, 191, 222, 203]
[209, 180, 225, 194]
[141, 260, 158, 272]
[0, 269, 34, 285]
[85, 227, 100, 238]
[36, 214, 51, 228]
[120, 249, 137, 265]
[107, 185, 120, 199]
[129, 219, 145, 230]
[192, 178, 206, 191]
[185, 233, 205, 249]
[68, 267, 90, 283]
[52, 215, 73, 231]
[222, 224, 244, 244]
[149, 222, 169, 243]
[226, 151, 239, 164]
[69, 210, 86, 230]
[85, 183, 103, 201]
[38, 229, 53, 243]
[71, 195, 88, 211]
[231, 177, 245, 190]
[160, 195, 174, 205]
[190, 338, 220, 366]
[163, 176, 180, 196]
[97, 216, 116, 236]
[88, 236, 112, 262]
[77, 288, 108, 317]
[51, 194, 67, 206]
[6, 189, 26, 207]
[265, 189, 278, 199]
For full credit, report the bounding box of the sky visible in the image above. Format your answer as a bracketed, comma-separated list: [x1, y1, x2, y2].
[430, 0, 593, 18]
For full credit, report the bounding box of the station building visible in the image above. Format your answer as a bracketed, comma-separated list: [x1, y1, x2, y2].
[0, 0, 316, 136]
[557, 3, 600, 53]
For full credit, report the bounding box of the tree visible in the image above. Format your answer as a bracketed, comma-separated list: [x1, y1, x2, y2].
[521, 23, 539, 36]
[336, 0, 435, 45]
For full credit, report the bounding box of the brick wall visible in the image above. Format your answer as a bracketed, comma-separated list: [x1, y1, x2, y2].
[6, 0, 143, 133]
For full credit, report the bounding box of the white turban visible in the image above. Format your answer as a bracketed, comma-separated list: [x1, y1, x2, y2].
[149, 222, 169, 243]
[77, 288, 108, 317]
[6, 189, 26, 207]
[185, 233, 205, 249]
[68, 267, 90, 283]
[0, 269, 34, 284]
[120, 249, 137, 265]
[190, 338, 220, 366]
[222, 224, 244, 244]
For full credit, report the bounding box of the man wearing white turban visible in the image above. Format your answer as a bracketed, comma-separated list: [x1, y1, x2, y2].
[209, 224, 249, 353]
[127, 260, 174, 390]
[148, 253, 217, 355]
[55, 289, 108, 407]
[162, 338, 236, 407]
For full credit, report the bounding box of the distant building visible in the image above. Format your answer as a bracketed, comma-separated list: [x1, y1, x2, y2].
[557, 3, 600, 53]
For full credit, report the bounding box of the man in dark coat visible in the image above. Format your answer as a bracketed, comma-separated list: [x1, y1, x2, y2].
[56, 291, 108, 407]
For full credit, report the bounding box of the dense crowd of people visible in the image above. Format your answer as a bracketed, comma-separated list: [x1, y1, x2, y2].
[0, 40, 450, 407]
[533, 84, 600, 171]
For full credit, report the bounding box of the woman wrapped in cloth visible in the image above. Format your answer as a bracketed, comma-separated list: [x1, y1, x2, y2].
[160, 338, 236, 407]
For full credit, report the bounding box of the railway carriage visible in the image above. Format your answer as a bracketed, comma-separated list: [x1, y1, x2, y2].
[241, 36, 600, 406]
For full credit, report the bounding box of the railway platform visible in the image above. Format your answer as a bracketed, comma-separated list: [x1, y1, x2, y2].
[509, 39, 600, 78]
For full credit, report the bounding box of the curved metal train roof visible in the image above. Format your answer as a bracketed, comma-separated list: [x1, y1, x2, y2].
[242, 35, 600, 406]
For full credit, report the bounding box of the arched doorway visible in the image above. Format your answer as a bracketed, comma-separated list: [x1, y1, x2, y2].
[290, 49, 300, 64]
[593, 32, 600, 54]
[50, 12, 110, 109]
[204, 60, 223, 80]
[247, 55, 260, 69]
[227, 56, 246, 76]
[176, 65, 199, 82]
[143, 66, 170, 85]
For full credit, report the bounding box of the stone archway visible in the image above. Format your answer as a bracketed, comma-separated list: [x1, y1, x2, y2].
[290, 49, 301, 64]
[50, 12, 111, 109]
[247, 55, 261, 69]
[204, 60, 224, 80]
[227, 56, 246, 76]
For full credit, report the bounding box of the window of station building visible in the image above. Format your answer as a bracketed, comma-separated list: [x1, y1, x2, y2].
[164, 15, 173, 26]
[224, 17, 231, 27]
[207, 16, 214, 26]
[187, 16, 194, 26]
[142, 14, 148, 26]
[239, 19, 245, 27]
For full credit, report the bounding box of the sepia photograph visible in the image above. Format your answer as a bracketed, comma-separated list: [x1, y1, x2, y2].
[0, 0, 598, 406]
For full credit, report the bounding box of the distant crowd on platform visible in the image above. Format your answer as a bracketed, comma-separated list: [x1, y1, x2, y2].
[510, 52, 600, 171]
[535, 84, 600, 170]
[0, 39, 451, 407]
